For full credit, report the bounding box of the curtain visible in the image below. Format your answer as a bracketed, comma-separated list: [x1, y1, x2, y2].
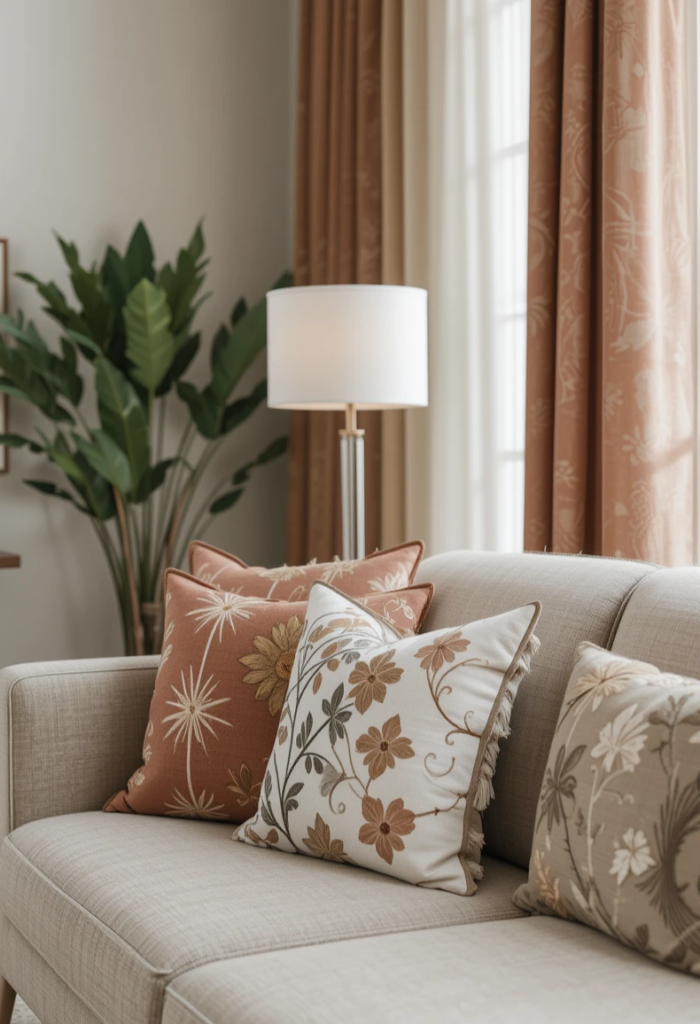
[396, 0, 532, 553]
[286, 0, 383, 564]
[524, 0, 693, 564]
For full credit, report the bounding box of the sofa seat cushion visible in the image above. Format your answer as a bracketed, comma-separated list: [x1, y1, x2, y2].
[0, 812, 526, 1024]
[162, 917, 700, 1024]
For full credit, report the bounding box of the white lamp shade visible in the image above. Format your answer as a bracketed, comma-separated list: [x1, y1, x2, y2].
[266, 284, 428, 409]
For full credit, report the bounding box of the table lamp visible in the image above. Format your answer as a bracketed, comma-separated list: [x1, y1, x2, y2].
[266, 284, 428, 560]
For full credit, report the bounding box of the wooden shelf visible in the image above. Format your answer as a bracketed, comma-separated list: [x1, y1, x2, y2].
[0, 552, 20, 569]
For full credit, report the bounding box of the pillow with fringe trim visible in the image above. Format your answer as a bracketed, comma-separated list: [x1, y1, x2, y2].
[237, 582, 541, 895]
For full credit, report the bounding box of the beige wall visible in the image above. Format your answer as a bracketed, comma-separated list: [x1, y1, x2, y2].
[0, 0, 296, 663]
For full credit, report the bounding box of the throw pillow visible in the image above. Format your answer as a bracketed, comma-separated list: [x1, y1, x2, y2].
[237, 582, 540, 895]
[513, 643, 700, 976]
[104, 570, 434, 823]
[189, 539, 425, 600]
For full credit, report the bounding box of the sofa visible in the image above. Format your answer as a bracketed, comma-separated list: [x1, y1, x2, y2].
[0, 550, 699, 1024]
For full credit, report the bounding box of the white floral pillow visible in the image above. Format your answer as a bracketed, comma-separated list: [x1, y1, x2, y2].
[237, 583, 540, 895]
[514, 643, 700, 976]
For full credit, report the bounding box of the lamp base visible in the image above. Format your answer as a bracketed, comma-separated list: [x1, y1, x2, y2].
[339, 405, 365, 561]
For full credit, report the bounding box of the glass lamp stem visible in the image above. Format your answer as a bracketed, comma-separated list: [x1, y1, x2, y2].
[340, 404, 365, 560]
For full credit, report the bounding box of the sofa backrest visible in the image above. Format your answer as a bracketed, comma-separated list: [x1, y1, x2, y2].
[415, 551, 658, 869]
[612, 567, 700, 674]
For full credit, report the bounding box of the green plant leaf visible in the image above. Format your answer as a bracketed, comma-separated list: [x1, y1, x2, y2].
[54, 235, 113, 346]
[124, 280, 176, 391]
[210, 435, 287, 516]
[73, 429, 132, 494]
[156, 332, 200, 396]
[209, 272, 292, 406]
[221, 379, 267, 434]
[64, 328, 103, 359]
[209, 488, 244, 515]
[0, 433, 44, 453]
[231, 297, 247, 326]
[94, 358, 149, 493]
[24, 479, 92, 514]
[188, 220, 206, 266]
[134, 458, 175, 503]
[176, 381, 220, 439]
[124, 222, 155, 288]
[232, 435, 288, 486]
[55, 234, 80, 273]
[0, 339, 74, 423]
[209, 295, 266, 405]
[0, 379, 26, 400]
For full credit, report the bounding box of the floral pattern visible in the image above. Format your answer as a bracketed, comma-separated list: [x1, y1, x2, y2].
[238, 584, 540, 895]
[515, 643, 700, 976]
[104, 571, 433, 825]
[240, 616, 304, 715]
[524, 0, 692, 564]
[189, 540, 424, 602]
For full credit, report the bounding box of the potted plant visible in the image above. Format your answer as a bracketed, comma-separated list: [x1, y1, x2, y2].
[0, 222, 290, 655]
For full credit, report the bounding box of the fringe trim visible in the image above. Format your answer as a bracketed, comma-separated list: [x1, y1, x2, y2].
[473, 632, 540, 814]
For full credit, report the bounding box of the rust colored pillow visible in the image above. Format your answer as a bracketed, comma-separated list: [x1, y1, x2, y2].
[188, 539, 425, 601]
[104, 569, 434, 822]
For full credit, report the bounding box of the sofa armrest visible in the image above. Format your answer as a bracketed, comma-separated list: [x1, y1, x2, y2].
[0, 656, 158, 839]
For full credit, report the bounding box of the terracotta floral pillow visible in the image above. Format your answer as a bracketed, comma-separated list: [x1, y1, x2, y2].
[189, 539, 425, 600]
[514, 643, 700, 976]
[237, 582, 540, 895]
[104, 570, 434, 823]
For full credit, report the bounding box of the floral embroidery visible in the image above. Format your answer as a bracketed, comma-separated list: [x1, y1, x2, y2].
[186, 589, 261, 638]
[238, 584, 540, 894]
[515, 643, 700, 976]
[416, 630, 470, 673]
[302, 813, 349, 862]
[358, 796, 416, 865]
[347, 652, 403, 714]
[227, 763, 262, 808]
[355, 715, 414, 779]
[239, 616, 304, 715]
[590, 704, 648, 773]
[610, 829, 656, 886]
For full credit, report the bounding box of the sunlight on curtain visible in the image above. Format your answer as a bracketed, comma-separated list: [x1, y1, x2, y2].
[406, 0, 531, 554]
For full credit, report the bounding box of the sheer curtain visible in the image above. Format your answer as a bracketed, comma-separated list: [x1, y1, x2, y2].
[402, 0, 531, 554]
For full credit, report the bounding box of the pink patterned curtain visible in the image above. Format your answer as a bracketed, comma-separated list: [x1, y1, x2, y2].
[524, 0, 693, 564]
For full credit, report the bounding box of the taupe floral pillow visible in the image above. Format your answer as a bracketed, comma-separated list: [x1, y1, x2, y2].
[237, 582, 540, 895]
[514, 643, 700, 976]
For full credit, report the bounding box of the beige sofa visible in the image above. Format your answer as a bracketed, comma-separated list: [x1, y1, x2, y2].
[0, 551, 699, 1024]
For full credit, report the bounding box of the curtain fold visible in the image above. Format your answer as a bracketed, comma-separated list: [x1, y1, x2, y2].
[402, 0, 532, 553]
[379, 0, 406, 548]
[524, 0, 693, 564]
[286, 0, 383, 564]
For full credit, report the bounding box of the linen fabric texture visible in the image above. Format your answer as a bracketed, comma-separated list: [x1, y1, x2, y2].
[238, 583, 541, 894]
[514, 643, 700, 976]
[0, 813, 526, 1024]
[104, 570, 433, 823]
[189, 539, 424, 604]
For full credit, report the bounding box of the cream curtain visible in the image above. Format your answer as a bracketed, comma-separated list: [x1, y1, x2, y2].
[381, 0, 532, 554]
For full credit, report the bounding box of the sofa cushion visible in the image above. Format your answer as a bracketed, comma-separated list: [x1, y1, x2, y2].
[0, 813, 526, 1024]
[239, 581, 540, 895]
[104, 570, 432, 824]
[189, 539, 425, 599]
[415, 551, 657, 867]
[161, 917, 700, 1024]
[513, 642, 700, 975]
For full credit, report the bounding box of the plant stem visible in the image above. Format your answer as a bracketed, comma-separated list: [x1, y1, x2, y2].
[114, 488, 145, 656]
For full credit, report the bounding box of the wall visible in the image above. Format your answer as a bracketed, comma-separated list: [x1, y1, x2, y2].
[0, 0, 296, 663]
